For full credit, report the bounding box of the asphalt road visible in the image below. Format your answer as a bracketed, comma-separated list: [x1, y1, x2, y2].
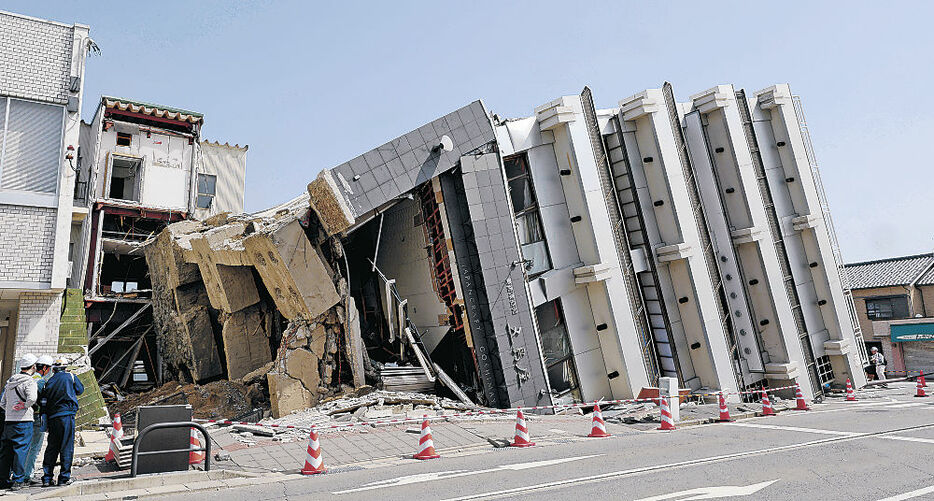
[168, 383, 934, 501]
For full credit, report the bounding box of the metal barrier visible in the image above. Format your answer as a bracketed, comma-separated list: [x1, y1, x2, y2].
[131, 421, 210, 477]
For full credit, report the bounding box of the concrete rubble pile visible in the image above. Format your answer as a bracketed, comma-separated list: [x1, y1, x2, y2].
[144, 194, 370, 418]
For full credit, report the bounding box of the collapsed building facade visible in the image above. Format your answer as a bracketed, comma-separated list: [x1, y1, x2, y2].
[71, 96, 247, 391]
[146, 82, 868, 417]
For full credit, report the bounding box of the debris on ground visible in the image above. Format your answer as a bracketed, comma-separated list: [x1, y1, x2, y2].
[109, 380, 261, 428]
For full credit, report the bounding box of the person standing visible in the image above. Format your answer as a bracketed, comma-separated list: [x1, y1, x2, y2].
[871, 347, 887, 386]
[0, 354, 39, 491]
[23, 355, 53, 485]
[41, 360, 84, 487]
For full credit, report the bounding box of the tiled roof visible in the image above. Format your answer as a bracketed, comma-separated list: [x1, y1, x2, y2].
[918, 261, 934, 286]
[844, 253, 934, 289]
[102, 96, 203, 124]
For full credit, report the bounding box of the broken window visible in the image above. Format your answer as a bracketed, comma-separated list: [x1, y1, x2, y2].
[116, 132, 132, 147]
[504, 154, 551, 277]
[108, 155, 141, 201]
[535, 299, 581, 400]
[197, 173, 216, 209]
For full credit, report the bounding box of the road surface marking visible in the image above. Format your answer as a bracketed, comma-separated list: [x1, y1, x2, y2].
[443, 423, 934, 500]
[633, 479, 778, 500]
[884, 403, 926, 409]
[877, 435, 934, 445]
[332, 454, 601, 494]
[877, 484, 934, 500]
[726, 422, 861, 437]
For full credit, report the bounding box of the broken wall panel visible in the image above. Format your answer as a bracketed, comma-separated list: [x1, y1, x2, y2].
[243, 219, 340, 321]
[222, 303, 273, 380]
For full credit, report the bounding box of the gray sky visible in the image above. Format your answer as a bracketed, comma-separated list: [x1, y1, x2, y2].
[8, 1, 933, 262]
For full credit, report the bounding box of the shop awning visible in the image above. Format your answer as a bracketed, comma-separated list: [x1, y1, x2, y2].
[891, 322, 934, 342]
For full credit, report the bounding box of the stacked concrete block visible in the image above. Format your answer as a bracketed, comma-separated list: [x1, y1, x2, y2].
[0, 206, 56, 284]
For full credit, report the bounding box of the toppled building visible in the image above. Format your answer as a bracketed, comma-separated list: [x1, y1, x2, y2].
[146, 82, 869, 417]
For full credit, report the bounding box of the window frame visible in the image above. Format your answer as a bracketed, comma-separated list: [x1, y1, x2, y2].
[106, 153, 143, 202]
[0, 96, 66, 200]
[865, 295, 910, 321]
[535, 299, 582, 401]
[503, 153, 552, 278]
[196, 173, 217, 209]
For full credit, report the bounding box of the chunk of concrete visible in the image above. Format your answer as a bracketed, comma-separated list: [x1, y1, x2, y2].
[307, 170, 355, 237]
[285, 348, 320, 395]
[222, 304, 273, 380]
[267, 372, 313, 419]
[243, 220, 340, 321]
[190, 236, 260, 314]
[344, 297, 365, 387]
[182, 306, 223, 382]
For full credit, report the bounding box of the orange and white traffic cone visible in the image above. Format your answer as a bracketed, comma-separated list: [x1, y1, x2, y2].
[587, 403, 611, 438]
[301, 428, 326, 474]
[916, 378, 928, 398]
[717, 391, 732, 422]
[845, 378, 857, 402]
[920, 373, 928, 387]
[795, 383, 810, 411]
[104, 413, 123, 462]
[657, 395, 676, 431]
[760, 390, 775, 416]
[413, 416, 441, 459]
[510, 409, 536, 447]
[189, 428, 205, 464]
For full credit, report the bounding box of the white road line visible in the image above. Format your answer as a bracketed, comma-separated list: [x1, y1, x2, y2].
[332, 454, 601, 494]
[443, 423, 934, 501]
[877, 435, 934, 445]
[441, 435, 859, 501]
[726, 422, 861, 437]
[884, 403, 927, 409]
[877, 485, 934, 500]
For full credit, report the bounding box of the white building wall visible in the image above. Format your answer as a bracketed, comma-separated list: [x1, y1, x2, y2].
[14, 291, 62, 358]
[194, 141, 247, 219]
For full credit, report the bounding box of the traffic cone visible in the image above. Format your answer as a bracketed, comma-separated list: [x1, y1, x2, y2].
[845, 378, 857, 402]
[916, 378, 927, 398]
[413, 416, 441, 459]
[717, 391, 732, 422]
[920, 373, 928, 387]
[301, 428, 326, 474]
[510, 409, 536, 447]
[104, 413, 123, 462]
[795, 383, 810, 411]
[657, 395, 676, 431]
[760, 390, 775, 416]
[587, 403, 611, 438]
[189, 428, 205, 464]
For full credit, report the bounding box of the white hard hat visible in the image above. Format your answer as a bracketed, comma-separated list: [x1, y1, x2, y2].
[36, 355, 54, 367]
[871, 347, 879, 352]
[19, 354, 37, 368]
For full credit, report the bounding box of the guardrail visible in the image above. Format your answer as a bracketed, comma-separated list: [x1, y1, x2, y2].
[131, 421, 211, 477]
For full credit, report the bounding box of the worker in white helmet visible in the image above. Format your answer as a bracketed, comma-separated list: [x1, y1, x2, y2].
[23, 355, 53, 485]
[0, 354, 39, 490]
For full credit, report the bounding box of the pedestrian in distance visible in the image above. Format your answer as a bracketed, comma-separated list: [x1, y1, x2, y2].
[0, 354, 39, 491]
[23, 355, 53, 485]
[41, 359, 83, 487]
[871, 347, 887, 387]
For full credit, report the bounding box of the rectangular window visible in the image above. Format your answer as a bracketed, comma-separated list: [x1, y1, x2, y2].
[116, 132, 132, 147]
[865, 295, 910, 320]
[197, 173, 217, 209]
[108, 155, 141, 201]
[535, 299, 581, 401]
[0, 98, 64, 194]
[504, 154, 551, 277]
